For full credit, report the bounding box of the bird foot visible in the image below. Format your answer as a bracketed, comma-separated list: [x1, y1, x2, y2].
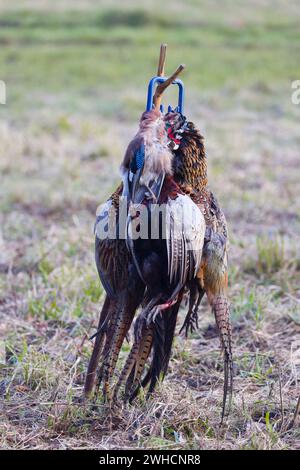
[144, 183, 158, 203]
[146, 298, 178, 326]
[135, 297, 177, 341]
[179, 306, 199, 337]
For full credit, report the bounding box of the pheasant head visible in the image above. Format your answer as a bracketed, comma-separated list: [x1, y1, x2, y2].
[121, 108, 173, 203]
[164, 112, 208, 191]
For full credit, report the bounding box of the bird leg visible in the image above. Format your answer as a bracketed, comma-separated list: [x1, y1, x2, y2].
[135, 295, 178, 341]
[134, 295, 161, 341]
[143, 183, 158, 203]
[180, 286, 205, 337]
[148, 298, 178, 324]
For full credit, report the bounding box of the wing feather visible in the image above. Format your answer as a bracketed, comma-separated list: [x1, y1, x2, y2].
[166, 194, 205, 298]
[94, 199, 129, 298]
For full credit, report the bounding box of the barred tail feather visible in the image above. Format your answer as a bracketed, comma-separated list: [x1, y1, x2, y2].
[84, 295, 114, 398]
[212, 295, 233, 421]
[148, 301, 181, 395]
[98, 287, 144, 401]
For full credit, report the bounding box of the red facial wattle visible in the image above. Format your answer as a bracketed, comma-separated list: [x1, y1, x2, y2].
[167, 127, 181, 145]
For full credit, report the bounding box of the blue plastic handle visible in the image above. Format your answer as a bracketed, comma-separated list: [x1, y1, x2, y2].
[146, 76, 184, 114]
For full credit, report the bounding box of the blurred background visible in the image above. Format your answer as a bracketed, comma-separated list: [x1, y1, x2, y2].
[0, 0, 299, 450]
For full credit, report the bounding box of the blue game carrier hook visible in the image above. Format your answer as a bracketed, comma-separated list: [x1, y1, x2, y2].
[146, 76, 185, 114]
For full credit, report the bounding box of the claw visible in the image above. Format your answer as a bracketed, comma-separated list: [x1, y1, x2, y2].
[180, 288, 204, 337]
[134, 295, 160, 341]
[144, 297, 178, 329]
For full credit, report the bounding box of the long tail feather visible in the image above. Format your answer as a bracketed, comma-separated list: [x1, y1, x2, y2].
[101, 297, 135, 401]
[161, 301, 181, 376]
[129, 367, 152, 403]
[124, 326, 153, 399]
[129, 297, 182, 402]
[147, 299, 181, 395]
[148, 312, 166, 395]
[127, 299, 182, 401]
[84, 295, 113, 397]
[112, 338, 140, 401]
[95, 304, 119, 394]
[212, 295, 233, 422]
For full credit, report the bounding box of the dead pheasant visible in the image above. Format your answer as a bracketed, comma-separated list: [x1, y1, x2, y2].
[85, 48, 233, 420]
[113, 108, 205, 400]
[84, 184, 145, 400]
[120, 112, 233, 418]
[167, 111, 233, 418]
[84, 63, 190, 400]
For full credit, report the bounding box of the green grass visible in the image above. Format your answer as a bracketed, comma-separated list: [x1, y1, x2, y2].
[1, 5, 300, 118]
[256, 236, 285, 275]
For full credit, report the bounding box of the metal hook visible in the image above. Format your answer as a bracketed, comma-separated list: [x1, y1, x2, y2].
[146, 76, 185, 114]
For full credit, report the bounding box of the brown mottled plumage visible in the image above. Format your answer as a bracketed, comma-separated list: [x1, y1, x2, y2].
[167, 113, 233, 419]
[122, 109, 173, 177]
[85, 110, 232, 421]
[84, 185, 144, 399]
[85, 110, 203, 402]
[119, 114, 233, 419]
[107, 109, 205, 403]
[85, 109, 172, 400]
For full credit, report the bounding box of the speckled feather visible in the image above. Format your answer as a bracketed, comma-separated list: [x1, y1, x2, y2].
[167, 114, 233, 420]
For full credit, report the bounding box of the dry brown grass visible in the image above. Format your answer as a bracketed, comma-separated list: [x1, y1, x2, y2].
[1, 90, 299, 449]
[0, 0, 300, 450]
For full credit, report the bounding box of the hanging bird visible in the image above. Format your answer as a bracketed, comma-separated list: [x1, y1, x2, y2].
[113, 108, 205, 400]
[116, 112, 233, 421]
[90, 107, 187, 400]
[84, 66, 187, 399]
[84, 56, 232, 420]
[167, 112, 233, 419]
[84, 183, 145, 400]
[84, 65, 190, 400]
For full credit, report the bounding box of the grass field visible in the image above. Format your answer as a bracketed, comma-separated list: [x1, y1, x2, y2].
[0, 0, 300, 450]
